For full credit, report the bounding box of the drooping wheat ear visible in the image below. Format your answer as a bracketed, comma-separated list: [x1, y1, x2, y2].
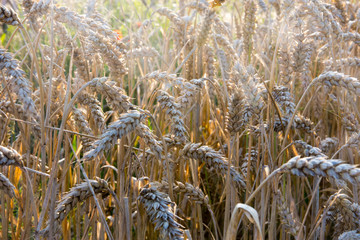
[185, 1, 209, 13]
[0, 173, 15, 198]
[243, 0, 257, 61]
[315, 71, 360, 96]
[71, 107, 93, 152]
[177, 79, 205, 109]
[54, 21, 73, 48]
[89, 77, 133, 112]
[28, 0, 51, 16]
[138, 184, 184, 240]
[196, 9, 215, 47]
[157, 91, 187, 143]
[338, 230, 360, 240]
[153, 181, 209, 206]
[143, 71, 185, 87]
[135, 123, 163, 160]
[312, 0, 343, 36]
[157, 7, 184, 29]
[0, 145, 24, 168]
[276, 194, 301, 237]
[181, 143, 246, 189]
[82, 110, 144, 161]
[86, 31, 128, 80]
[215, 34, 238, 60]
[77, 93, 105, 131]
[0, 5, 21, 26]
[294, 140, 325, 157]
[0, 49, 37, 119]
[329, 193, 360, 230]
[226, 88, 245, 135]
[272, 86, 295, 117]
[324, 57, 360, 70]
[319, 137, 339, 155]
[281, 156, 360, 186]
[39, 178, 111, 238]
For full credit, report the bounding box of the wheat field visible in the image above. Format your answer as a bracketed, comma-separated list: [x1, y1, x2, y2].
[0, 0, 360, 239]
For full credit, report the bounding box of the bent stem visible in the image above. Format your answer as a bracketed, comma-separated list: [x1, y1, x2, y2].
[225, 167, 284, 240]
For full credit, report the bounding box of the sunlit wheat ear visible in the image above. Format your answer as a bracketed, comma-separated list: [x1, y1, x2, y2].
[157, 91, 187, 144]
[0, 173, 15, 198]
[157, 7, 184, 29]
[89, 77, 133, 112]
[243, 0, 257, 60]
[0, 145, 24, 168]
[0, 5, 21, 25]
[314, 71, 360, 96]
[82, 110, 144, 161]
[196, 9, 215, 47]
[281, 156, 360, 186]
[181, 143, 246, 189]
[28, 0, 51, 16]
[138, 184, 184, 240]
[178, 79, 205, 109]
[39, 178, 111, 238]
[324, 57, 360, 70]
[135, 123, 163, 160]
[0, 49, 37, 120]
[77, 93, 105, 131]
[215, 34, 238, 60]
[87, 31, 128, 80]
[71, 107, 93, 152]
